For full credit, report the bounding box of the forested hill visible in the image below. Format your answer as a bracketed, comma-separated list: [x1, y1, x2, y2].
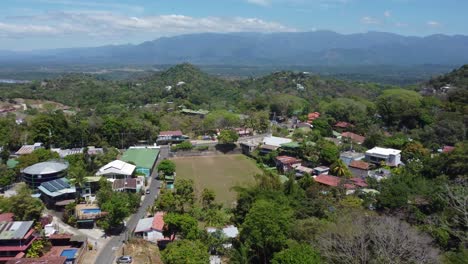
[0, 63, 394, 111]
[425, 64, 468, 90]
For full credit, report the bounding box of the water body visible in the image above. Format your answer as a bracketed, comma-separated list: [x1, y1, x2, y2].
[0, 79, 31, 84]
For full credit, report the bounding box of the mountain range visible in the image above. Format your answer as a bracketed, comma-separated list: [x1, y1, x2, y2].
[2, 31, 468, 66]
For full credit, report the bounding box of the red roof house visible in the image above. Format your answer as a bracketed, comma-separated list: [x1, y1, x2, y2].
[275, 156, 302, 173]
[0, 213, 14, 222]
[314, 174, 368, 190]
[334, 122, 354, 129]
[307, 112, 321, 123]
[341, 132, 366, 144]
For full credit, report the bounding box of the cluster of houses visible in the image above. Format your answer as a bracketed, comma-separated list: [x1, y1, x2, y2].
[0, 213, 86, 264]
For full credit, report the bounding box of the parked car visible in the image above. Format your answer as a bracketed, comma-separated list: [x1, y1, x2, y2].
[117, 256, 132, 263]
[146, 189, 150, 195]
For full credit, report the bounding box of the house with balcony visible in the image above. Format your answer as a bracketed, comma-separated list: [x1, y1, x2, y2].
[365, 147, 402, 167]
[0, 220, 36, 263]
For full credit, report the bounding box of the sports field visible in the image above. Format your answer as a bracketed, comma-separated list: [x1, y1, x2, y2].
[172, 155, 261, 207]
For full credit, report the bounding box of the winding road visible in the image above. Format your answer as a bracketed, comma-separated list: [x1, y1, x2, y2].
[95, 145, 169, 264]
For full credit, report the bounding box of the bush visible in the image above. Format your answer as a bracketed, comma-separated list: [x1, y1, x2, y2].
[171, 141, 193, 152]
[196, 145, 209, 151]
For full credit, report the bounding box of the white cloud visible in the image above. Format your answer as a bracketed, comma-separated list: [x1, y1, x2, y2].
[0, 11, 296, 39]
[395, 22, 408, 27]
[384, 10, 391, 17]
[360, 16, 380, 25]
[246, 0, 271, 6]
[427, 21, 441, 27]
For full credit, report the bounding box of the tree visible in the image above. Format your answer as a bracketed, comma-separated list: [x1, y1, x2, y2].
[376, 89, 423, 129]
[272, 244, 323, 264]
[162, 240, 209, 264]
[201, 188, 216, 209]
[99, 194, 130, 232]
[68, 164, 87, 202]
[317, 140, 339, 165]
[218, 129, 239, 145]
[157, 160, 176, 175]
[9, 184, 44, 221]
[0, 165, 16, 187]
[0, 147, 9, 164]
[17, 148, 60, 169]
[316, 213, 439, 264]
[163, 213, 199, 240]
[175, 179, 195, 213]
[26, 239, 51, 258]
[240, 199, 293, 264]
[155, 190, 178, 213]
[330, 159, 352, 178]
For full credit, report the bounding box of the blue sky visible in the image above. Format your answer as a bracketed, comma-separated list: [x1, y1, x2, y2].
[0, 0, 466, 50]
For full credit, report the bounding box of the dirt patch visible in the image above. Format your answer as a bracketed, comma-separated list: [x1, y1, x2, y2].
[120, 239, 163, 264]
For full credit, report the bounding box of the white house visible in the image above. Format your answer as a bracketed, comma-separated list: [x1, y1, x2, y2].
[365, 147, 402, 167]
[96, 160, 136, 180]
[134, 212, 171, 244]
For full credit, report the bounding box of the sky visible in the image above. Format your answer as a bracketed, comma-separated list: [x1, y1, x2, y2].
[0, 0, 467, 50]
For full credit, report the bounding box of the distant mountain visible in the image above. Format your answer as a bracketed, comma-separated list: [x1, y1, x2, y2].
[2, 31, 468, 66]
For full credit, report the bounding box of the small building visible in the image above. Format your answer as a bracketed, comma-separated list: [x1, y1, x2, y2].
[38, 178, 76, 208]
[96, 160, 135, 180]
[312, 166, 330, 175]
[234, 128, 253, 137]
[51, 148, 83, 158]
[0, 221, 36, 262]
[340, 151, 365, 166]
[134, 212, 172, 245]
[314, 174, 368, 192]
[307, 112, 320, 123]
[156, 131, 189, 145]
[120, 147, 160, 177]
[181, 109, 209, 117]
[365, 147, 402, 167]
[14, 143, 43, 156]
[441, 146, 455, 153]
[275, 156, 302, 173]
[240, 141, 259, 156]
[341, 132, 365, 145]
[22, 161, 69, 189]
[295, 122, 312, 129]
[81, 177, 102, 197]
[292, 164, 314, 178]
[348, 160, 372, 178]
[112, 177, 144, 193]
[369, 168, 392, 181]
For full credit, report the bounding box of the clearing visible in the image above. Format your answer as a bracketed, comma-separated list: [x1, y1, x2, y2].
[172, 155, 261, 207]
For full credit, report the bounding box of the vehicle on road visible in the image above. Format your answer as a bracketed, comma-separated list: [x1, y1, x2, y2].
[116, 255, 133, 263]
[146, 189, 150, 194]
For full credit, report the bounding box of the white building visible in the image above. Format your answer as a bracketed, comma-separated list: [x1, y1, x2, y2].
[365, 147, 402, 167]
[96, 160, 136, 180]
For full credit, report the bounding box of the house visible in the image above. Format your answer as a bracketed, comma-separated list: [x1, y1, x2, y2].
[307, 112, 320, 123]
[134, 212, 172, 245]
[312, 166, 330, 175]
[120, 147, 160, 177]
[156, 131, 189, 145]
[75, 204, 105, 229]
[292, 164, 314, 178]
[206, 225, 239, 249]
[341, 132, 365, 145]
[38, 178, 76, 208]
[96, 160, 136, 180]
[275, 156, 301, 173]
[295, 122, 312, 129]
[112, 177, 144, 193]
[348, 160, 372, 178]
[51, 148, 83, 158]
[0, 221, 36, 263]
[22, 161, 69, 189]
[234, 128, 253, 137]
[334, 122, 354, 129]
[81, 177, 102, 197]
[14, 143, 43, 156]
[441, 146, 455, 153]
[240, 141, 259, 156]
[6, 257, 67, 264]
[260, 136, 292, 153]
[314, 174, 368, 192]
[369, 168, 392, 181]
[365, 147, 402, 167]
[41, 233, 86, 264]
[181, 109, 209, 117]
[340, 151, 365, 166]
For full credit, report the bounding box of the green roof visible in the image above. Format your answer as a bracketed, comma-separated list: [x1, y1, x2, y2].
[121, 148, 160, 169]
[280, 142, 301, 148]
[85, 176, 103, 183]
[7, 159, 19, 169]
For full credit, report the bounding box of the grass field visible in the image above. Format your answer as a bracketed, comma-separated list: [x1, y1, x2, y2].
[172, 155, 261, 207]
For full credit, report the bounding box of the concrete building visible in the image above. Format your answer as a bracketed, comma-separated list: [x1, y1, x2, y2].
[120, 147, 160, 177]
[365, 147, 402, 167]
[96, 160, 135, 180]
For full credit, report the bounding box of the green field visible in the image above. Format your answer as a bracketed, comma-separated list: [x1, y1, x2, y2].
[172, 155, 261, 207]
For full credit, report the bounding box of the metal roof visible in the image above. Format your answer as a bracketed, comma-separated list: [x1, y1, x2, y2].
[120, 148, 160, 169]
[0, 221, 34, 240]
[22, 161, 69, 175]
[38, 178, 76, 198]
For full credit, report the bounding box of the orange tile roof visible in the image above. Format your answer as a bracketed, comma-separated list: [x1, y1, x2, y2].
[276, 156, 301, 165]
[349, 160, 371, 170]
[341, 132, 366, 144]
[334, 122, 354, 128]
[152, 212, 166, 231]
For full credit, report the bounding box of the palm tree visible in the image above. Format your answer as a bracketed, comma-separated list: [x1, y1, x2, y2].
[229, 243, 253, 264]
[331, 159, 351, 178]
[69, 165, 87, 203]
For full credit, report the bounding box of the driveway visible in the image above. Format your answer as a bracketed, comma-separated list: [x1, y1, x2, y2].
[95, 145, 169, 264]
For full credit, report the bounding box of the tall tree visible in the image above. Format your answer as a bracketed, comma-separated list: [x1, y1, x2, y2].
[162, 240, 209, 264]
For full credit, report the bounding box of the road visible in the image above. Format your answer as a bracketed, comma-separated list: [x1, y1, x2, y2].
[95, 145, 169, 264]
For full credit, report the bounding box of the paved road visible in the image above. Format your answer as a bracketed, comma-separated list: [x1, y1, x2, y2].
[95, 145, 169, 264]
